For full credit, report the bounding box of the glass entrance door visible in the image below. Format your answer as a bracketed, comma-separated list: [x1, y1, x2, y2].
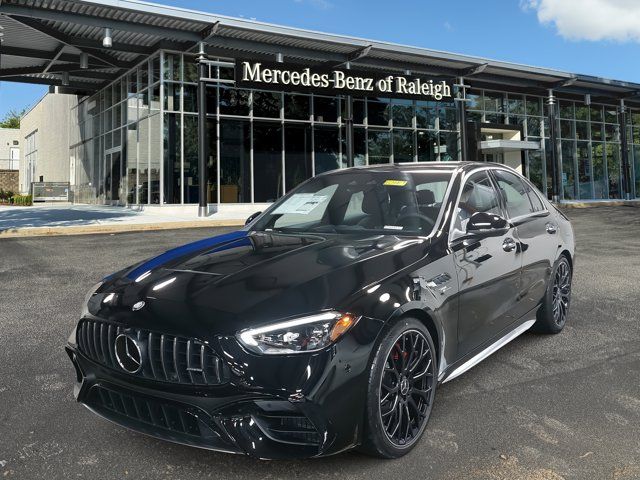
[104, 149, 123, 204]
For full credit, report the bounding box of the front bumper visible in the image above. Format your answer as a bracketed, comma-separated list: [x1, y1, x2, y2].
[65, 317, 383, 459]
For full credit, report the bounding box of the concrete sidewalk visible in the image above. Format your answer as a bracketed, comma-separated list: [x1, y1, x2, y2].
[0, 204, 244, 238]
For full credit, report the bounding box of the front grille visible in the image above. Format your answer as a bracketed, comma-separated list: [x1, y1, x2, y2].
[77, 319, 230, 386]
[254, 414, 321, 446]
[88, 385, 225, 444]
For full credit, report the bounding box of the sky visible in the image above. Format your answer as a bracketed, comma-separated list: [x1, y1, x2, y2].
[2, 0, 640, 119]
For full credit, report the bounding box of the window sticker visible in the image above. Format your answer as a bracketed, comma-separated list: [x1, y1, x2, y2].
[272, 193, 328, 215]
[383, 225, 404, 230]
[383, 179, 408, 187]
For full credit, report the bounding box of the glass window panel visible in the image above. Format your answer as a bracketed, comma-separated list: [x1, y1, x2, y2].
[206, 118, 218, 204]
[138, 116, 149, 204]
[367, 99, 390, 126]
[353, 99, 365, 124]
[633, 127, 640, 144]
[139, 65, 148, 91]
[149, 114, 161, 203]
[112, 128, 121, 148]
[466, 90, 480, 110]
[163, 82, 180, 112]
[560, 120, 574, 138]
[561, 140, 576, 199]
[508, 95, 525, 115]
[163, 53, 181, 82]
[438, 106, 457, 130]
[367, 130, 390, 164]
[592, 142, 606, 199]
[205, 85, 217, 114]
[493, 170, 534, 218]
[577, 141, 593, 199]
[314, 96, 338, 123]
[484, 113, 505, 124]
[127, 124, 138, 204]
[393, 130, 414, 163]
[417, 130, 437, 161]
[219, 88, 250, 116]
[482, 91, 504, 112]
[591, 122, 603, 141]
[183, 85, 197, 113]
[606, 143, 621, 199]
[113, 80, 122, 104]
[163, 113, 181, 204]
[314, 126, 341, 173]
[439, 131, 459, 161]
[527, 117, 541, 137]
[576, 121, 588, 140]
[354, 127, 366, 166]
[284, 124, 312, 192]
[591, 106, 603, 122]
[528, 150, 545, 194]
[184, 57, 198, 83]
[150, 85, 160, 112]
[284, 94, 310, 120]
[526, 97, 541, 116]
[392, 100, 414, 128]
[575, 105, 589, 121]
[605, 124, 620, 142]
[416, 102, 436, 129]
[151, 56, 160, 84]
[220, 119, 251, 203]
[127, 72, 137, 96]
[253, 122, 283, 202]
[253, 91, 281, 118]
[559, 101, 573, 119]
[183, 115, 199, 203]
[604, 108, 618, 124]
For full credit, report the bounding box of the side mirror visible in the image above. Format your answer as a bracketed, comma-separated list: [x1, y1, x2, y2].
[245, 211, 262, 226]
[466, 212, 509, 237]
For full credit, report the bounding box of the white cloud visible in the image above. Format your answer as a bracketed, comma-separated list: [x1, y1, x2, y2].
[521, 0, 640, 42]
[443, 21, 453, 32]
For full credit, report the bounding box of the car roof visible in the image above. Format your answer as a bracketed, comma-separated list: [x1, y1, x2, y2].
[334, 161, 512, 175]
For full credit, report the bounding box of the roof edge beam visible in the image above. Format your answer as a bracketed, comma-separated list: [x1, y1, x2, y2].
[0, 4, 201, 43]
[459, 62, 489, 77]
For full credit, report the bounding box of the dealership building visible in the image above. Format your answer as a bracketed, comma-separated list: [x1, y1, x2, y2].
[2, 0, 640, 215]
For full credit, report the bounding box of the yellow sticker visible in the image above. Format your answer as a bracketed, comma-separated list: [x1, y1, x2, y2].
[383, 179, 408, 186]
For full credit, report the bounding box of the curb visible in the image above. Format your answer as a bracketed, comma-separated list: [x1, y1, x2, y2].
[557, 201, 640, 209]
[0, 220, 244, 238]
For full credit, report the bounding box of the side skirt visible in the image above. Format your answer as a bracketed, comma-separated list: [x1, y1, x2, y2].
[442, 319, 536, 383]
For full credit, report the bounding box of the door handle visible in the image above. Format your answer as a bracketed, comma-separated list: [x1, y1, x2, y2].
[545, 222, 557, 234]
[502, 237, 517, 252]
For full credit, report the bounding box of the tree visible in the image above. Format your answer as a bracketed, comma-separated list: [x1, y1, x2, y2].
[0, 108, 27, 129]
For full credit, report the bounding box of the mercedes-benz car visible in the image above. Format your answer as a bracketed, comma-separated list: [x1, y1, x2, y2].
[66, 162, 574, 459]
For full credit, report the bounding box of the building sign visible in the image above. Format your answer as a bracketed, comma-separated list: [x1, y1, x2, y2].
[235, 60, 453, 101]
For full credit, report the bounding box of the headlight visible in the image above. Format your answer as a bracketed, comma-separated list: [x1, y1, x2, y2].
[80, 281, 103, 318]
[237, 311, 358, 355]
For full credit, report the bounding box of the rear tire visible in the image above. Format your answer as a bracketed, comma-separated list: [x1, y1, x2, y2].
[361, 318, 437, 458]
[533, 255, 572, 334]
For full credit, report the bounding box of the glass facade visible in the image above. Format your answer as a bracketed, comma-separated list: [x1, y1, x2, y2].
[70, 51, 639, 206]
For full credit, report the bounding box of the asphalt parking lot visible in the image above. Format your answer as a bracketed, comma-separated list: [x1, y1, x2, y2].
[1, 206, 639, 479]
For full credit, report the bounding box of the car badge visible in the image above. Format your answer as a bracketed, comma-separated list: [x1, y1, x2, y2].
[132, 300, 145, 311]
[114, 334, 143, 374]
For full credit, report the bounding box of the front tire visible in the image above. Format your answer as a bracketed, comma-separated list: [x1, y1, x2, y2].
[361, 318, 437, 458]
[533, 255, 572, 334]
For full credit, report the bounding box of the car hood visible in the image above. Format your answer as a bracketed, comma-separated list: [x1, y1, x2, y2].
[91, 230, 430, 337]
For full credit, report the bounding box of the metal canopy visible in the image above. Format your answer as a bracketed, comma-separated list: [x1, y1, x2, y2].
[1, 0, 640, 103]
[478, 139, 542, 153]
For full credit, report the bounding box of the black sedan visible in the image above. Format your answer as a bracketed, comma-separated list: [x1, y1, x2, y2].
[66, 162, 575, 459]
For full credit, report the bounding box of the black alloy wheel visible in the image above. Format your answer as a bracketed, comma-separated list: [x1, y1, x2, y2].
[551, 258, 571, 327]
[534, 255, 572, 334]
[362, 318, 437, 458]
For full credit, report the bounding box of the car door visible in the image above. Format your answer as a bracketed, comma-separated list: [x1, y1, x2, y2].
[491, 169, 557, 319]
[450, 170, 523, 357]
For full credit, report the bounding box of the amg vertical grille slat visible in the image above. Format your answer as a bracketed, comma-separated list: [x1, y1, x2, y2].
[200, 344, 208, 384]
[107, 324, 117, 368]
[147, 332, 158, 380]
[76, 319, 229, 386]
[160, 334, 169, 381]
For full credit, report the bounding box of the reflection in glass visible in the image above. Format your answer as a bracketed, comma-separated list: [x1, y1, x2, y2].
[219, 88, 250, 116]
[314, 96, 338, 123]
[354, 127, 366, 166]
[253, 122, 283, 202]
[393, 130, 414, 162]
[561, 140, 575, 199]
[314, 126, 341, 173]
[577, 141, 592, 199]
[368, 130, 390, 164]
[439, 132, 459, 161]
[183, 115, 199, 203]
[392, 100, 413, 128]
[285, 124, 312, 192]
[284, 94, 310, 120]
[606, 143, 621, 199]
[163, 113, 181, 203]
[220, 119, 251, 203]
[417, 131, 437, 162]
[254, 91, 281, 118]
[592, 142, 606, 199]
[416, 101, 436, 129]
[368, 99, 390, 126]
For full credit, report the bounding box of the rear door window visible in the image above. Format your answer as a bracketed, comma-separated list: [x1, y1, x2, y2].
[493, 170, 534, 219]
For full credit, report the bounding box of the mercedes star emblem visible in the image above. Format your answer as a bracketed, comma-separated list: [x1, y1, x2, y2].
[114, 334, 142, 373]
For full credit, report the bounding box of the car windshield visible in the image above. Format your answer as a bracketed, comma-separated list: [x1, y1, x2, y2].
[253, 169, 453, 235]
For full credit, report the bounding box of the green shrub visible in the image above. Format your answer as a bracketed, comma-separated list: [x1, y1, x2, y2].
[10, 194, 32, 206]
[0, 189, 15, 201]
